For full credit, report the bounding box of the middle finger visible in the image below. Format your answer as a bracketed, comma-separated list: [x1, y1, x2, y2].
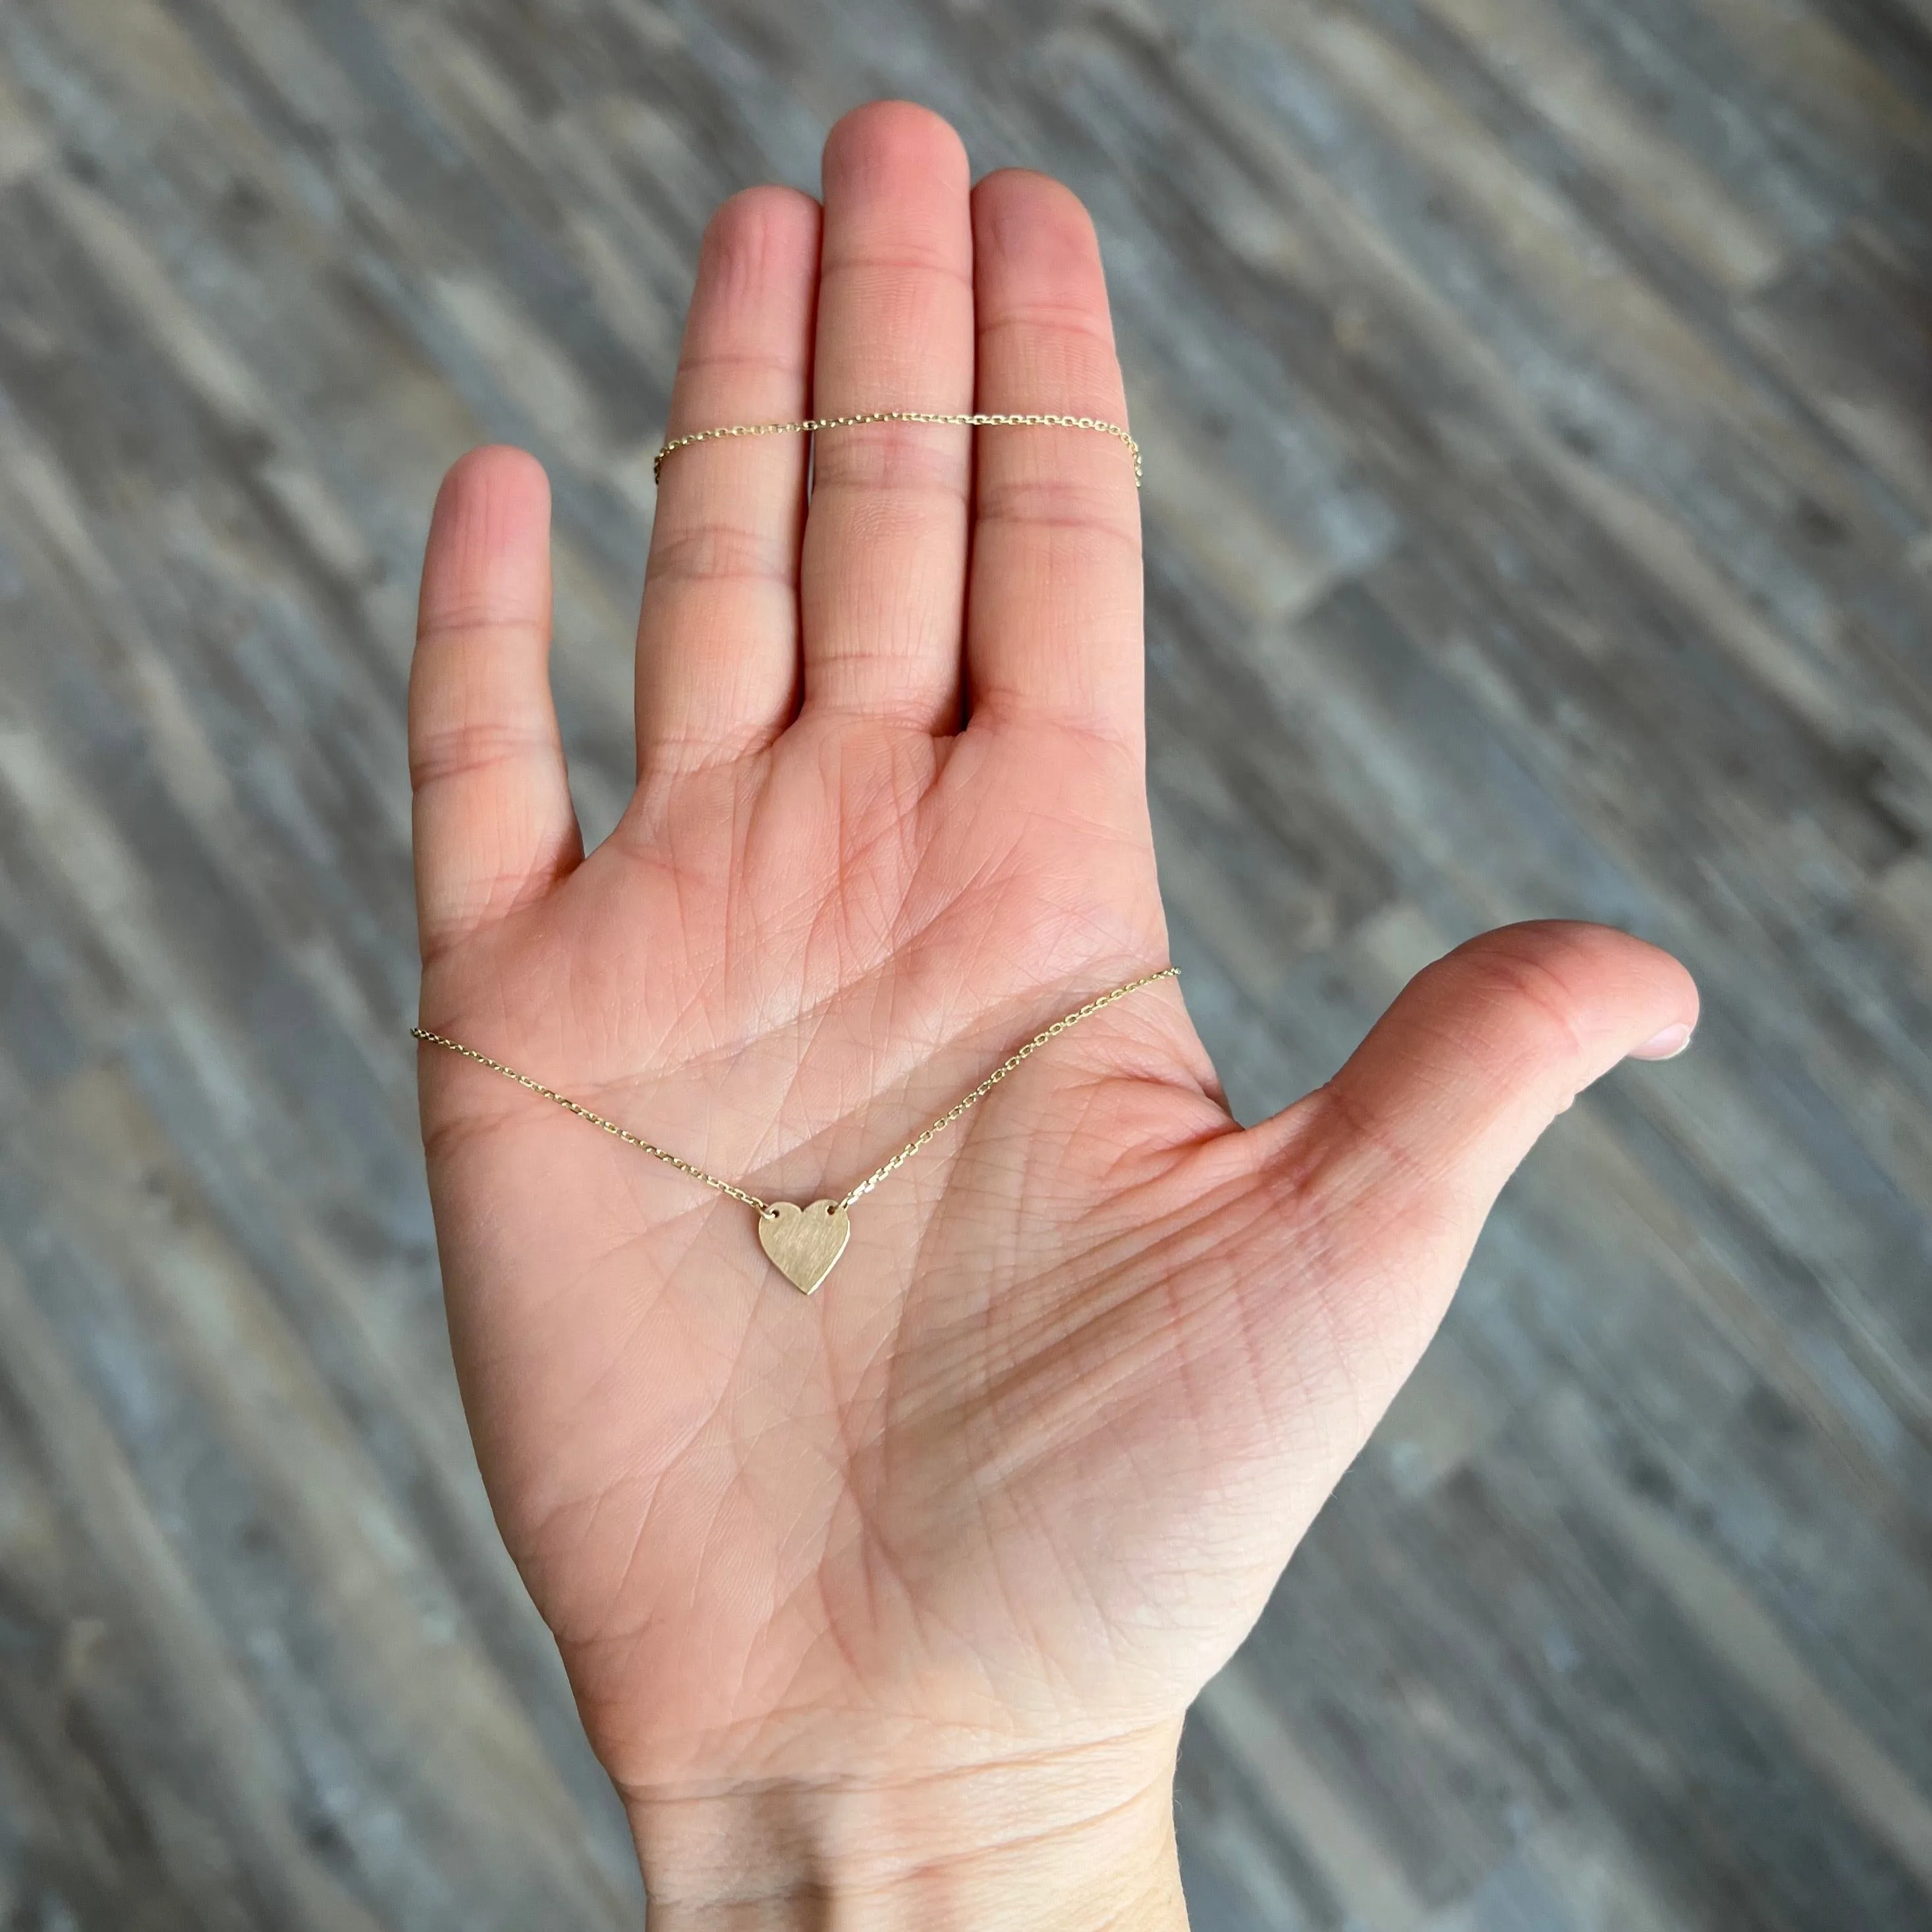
[798, 102, 976, 732]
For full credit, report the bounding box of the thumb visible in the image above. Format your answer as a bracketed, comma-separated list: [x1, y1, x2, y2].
[1146, 918, 1697, 1585]
[1236, 919, 1697, 1381]
[1309, 918, 1697, 1243]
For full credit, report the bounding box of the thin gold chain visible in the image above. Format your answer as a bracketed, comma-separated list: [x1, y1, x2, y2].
[406, 1031, 773, 1211]
[652, 410, 1143, 489]
[411, 966, 1178, 1217]
[833, 968, 1177, 1206]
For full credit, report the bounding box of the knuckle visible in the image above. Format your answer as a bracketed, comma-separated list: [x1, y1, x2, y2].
[648, 519, 794, 588]
[973, 475, 1140, 553]
[978, 303, 1118, 358]
[673, 343, 805, 390]
[409, 720, 545, 791]
[810, 422, 972, 499]
[819, 244, 975, 294]
[1421, 939, 1591, 1064]
[416, 608, 547, 647]
[702, 186, 817, 281]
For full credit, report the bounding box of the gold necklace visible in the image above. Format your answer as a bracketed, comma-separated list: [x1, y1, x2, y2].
[653, 409, 1143, 489]
[412, 967, 1178, 1294]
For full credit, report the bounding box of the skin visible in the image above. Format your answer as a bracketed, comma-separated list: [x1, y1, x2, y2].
[409, 101, 1697, 1929]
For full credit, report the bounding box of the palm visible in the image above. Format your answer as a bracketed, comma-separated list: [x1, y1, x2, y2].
[410, 105, 1694, 1821]
[422, 712, 1250, 1780]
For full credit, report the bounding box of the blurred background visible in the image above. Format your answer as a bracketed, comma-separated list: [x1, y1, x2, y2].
[3, 0, 1930, 1925]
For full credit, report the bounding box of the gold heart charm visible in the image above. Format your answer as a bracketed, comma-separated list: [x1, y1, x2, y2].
[757, 1200, 851, 1296]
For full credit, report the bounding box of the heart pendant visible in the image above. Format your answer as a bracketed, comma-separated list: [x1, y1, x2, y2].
[757, 1200, 851, 1296]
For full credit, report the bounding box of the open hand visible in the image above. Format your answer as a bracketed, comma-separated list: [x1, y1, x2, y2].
[409, 101, 1697, 1927]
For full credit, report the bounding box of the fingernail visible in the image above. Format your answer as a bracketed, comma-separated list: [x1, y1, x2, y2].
[1633, 1023, 1694, 1061]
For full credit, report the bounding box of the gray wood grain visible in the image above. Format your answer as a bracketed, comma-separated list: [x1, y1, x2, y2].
[1, 0, 1928, 1926]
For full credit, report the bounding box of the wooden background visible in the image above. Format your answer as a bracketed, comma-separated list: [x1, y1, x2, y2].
[3, 0, 1930, 1925]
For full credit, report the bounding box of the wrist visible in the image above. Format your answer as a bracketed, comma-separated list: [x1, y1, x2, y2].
[622, 1725, 1189, 1930]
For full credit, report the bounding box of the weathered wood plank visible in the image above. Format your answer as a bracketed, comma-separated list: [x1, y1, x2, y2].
[1, 0, 1928, 1925]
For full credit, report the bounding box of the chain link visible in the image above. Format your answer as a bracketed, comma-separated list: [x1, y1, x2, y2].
[652, 410, 1144, 489]
[832, 967, 1178, 1207]
[407, 1032, 776, 1212]
[411, 966, 1178, 1217]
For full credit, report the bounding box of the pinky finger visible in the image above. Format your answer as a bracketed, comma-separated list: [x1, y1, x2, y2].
[410, 446, 581, 962]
